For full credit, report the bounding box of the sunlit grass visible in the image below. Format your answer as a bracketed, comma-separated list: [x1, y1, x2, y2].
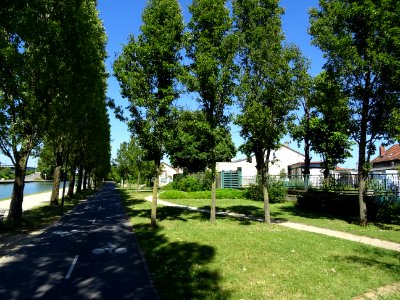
[0, 190, 94, 235]
[120, 189, 400, 300]
[156, 195, 400, 243]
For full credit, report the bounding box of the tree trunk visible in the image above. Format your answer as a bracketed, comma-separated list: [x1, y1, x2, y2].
[151, 164, 160, 227]
[262, 172, 271, 224]
[263, 149, 271, 224]
[358, 144, 368, 226]
[50, 152, 64, 206]
[88, 172, 92, 189]
[303, 101, 311, 188]
[50, 165, 61, 206]
[68, 168, 75, 197]
[76, 165, 83, 193]
[83, 170, 88, 190]
[210, 148, 217, 222]
[8, 155, 29, 221]
[358, 99, 369, 226]
[137, 171, 141, 192]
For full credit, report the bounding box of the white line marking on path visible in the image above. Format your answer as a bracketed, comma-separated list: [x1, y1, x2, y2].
[65, 255, 79, 280]
[92, 218, 96, 224]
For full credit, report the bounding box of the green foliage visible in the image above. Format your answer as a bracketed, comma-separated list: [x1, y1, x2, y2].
[309, 0, 400, 223]
[166, 110, 236, 173]
[244, 181, 288, 203]
[161, 189, 246, 200]
[171, 171, 214, 192]
[173, 175, 204, 192]
[297, 190, 400, 225]
[0, 168, 13, 180]
[114, 0, 184, 166]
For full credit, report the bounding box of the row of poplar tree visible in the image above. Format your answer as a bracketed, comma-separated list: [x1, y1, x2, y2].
[0, 1, 111, 221]
[114, 0, 400, 227]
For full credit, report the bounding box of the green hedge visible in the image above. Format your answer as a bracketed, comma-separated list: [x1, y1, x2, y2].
[296, 190, 400, 224]
[161, 189, 246, 200]
[243, 181, 288, 203]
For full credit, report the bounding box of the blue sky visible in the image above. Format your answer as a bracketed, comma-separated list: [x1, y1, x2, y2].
[0, 0, 360, 169]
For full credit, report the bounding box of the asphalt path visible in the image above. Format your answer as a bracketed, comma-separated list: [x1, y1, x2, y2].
[0, 183, 158, 300]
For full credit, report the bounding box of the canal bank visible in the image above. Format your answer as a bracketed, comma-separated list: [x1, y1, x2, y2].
[0, 181, 68, 200]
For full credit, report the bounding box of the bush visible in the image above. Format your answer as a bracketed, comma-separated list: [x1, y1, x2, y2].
[172, 172, 213, 192]
[160, 182, 175, 190]
[370, 194, 400, 224]
[161, 189, 246, 200]
[173, 175, 203, 192]
[296, 190, 400, 224]
[244, 180, 288, 203]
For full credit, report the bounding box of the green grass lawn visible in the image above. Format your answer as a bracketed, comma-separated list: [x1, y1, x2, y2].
[0, 190, 93, 235]
[158, 192, 400, 244]
[120, 189, 400, 300]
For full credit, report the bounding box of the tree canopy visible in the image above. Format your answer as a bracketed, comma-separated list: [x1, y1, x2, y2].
[310, 0, 400, 225]
[166, 110, 236, 173]
[233, 0, 308, 223]
[114, 0, 184, 226]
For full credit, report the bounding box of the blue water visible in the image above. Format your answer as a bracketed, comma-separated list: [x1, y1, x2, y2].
[0, 182, 66, 200]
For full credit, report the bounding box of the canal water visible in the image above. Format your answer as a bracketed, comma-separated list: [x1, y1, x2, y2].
[0, 182, 65, 200]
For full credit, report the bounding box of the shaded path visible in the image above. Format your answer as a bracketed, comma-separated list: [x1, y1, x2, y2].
[0, 183, 158, 300]
[146, 196, 400, 252]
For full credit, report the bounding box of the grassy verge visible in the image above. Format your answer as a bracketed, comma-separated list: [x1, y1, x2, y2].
[120, 189, 400, 299]
[158, 193, 400, 244]
[0, 190, 94, 235]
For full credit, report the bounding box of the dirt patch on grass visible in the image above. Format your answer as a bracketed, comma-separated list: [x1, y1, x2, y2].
[353, 281, 400, 299]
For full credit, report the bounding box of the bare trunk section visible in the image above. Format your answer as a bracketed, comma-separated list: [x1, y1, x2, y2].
[255, 149, 271, 224]
[68, 168, 75, 197]
[303, 100, 311, 188]
[76, 166, 83, 193]
[50, 165, 61, 206]
[8, 154, 29, 221]
[136, 172, 141, 192]
[83, 170, 88, 191]
[151, 165, 160, 227]
[210, 145, 217, 222]
[358, 98, 369, 226]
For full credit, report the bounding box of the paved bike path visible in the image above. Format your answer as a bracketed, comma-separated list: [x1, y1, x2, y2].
[0, 183, 158, 300]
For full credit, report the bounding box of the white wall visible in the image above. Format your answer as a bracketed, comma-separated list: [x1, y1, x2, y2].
[217, 145, 305, 180]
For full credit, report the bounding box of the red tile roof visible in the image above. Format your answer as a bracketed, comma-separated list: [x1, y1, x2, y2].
[371, 144, 400, 163]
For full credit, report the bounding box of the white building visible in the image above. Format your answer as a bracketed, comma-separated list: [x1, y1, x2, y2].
[159, 162, 182, 187]
[217, 144, 305, 186]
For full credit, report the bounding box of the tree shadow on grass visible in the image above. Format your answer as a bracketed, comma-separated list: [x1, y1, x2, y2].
[330, 246, 400, 277]
[132, 222, 231, 299]
[276, 202, 357, 224]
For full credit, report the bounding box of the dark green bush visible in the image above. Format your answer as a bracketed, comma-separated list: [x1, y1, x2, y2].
[0, 168, 14, 180]
[172, 172, 213, 192]
[173, 175, 203, 192]
[296, 190, 400, 224]
[244, 180, 287, 203]
[160, 182, 175, 190]
[161, 189, 246, 200]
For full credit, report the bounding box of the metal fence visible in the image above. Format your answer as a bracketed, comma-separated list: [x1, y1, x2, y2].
[236, 173, 400, 196]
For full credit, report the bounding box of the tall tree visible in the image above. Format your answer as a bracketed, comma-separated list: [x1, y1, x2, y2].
[308, 71, 353, 178]
[233, 0, 308, 223]
[166, 110, 236, 174]
[35, 0, 109, 203]
[114, 0, 184, 227]
[0, 1, 61, 220]
[310, 0, 400, 225]
[186, 0, 237, 222]
[115, 138, 153, 189]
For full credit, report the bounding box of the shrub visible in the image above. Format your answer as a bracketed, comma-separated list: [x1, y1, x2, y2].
[172, 172, 212, 192]
[244, 180, 287, 203]
[161, 189, 246, 200]
[160, 182, 175, 190]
